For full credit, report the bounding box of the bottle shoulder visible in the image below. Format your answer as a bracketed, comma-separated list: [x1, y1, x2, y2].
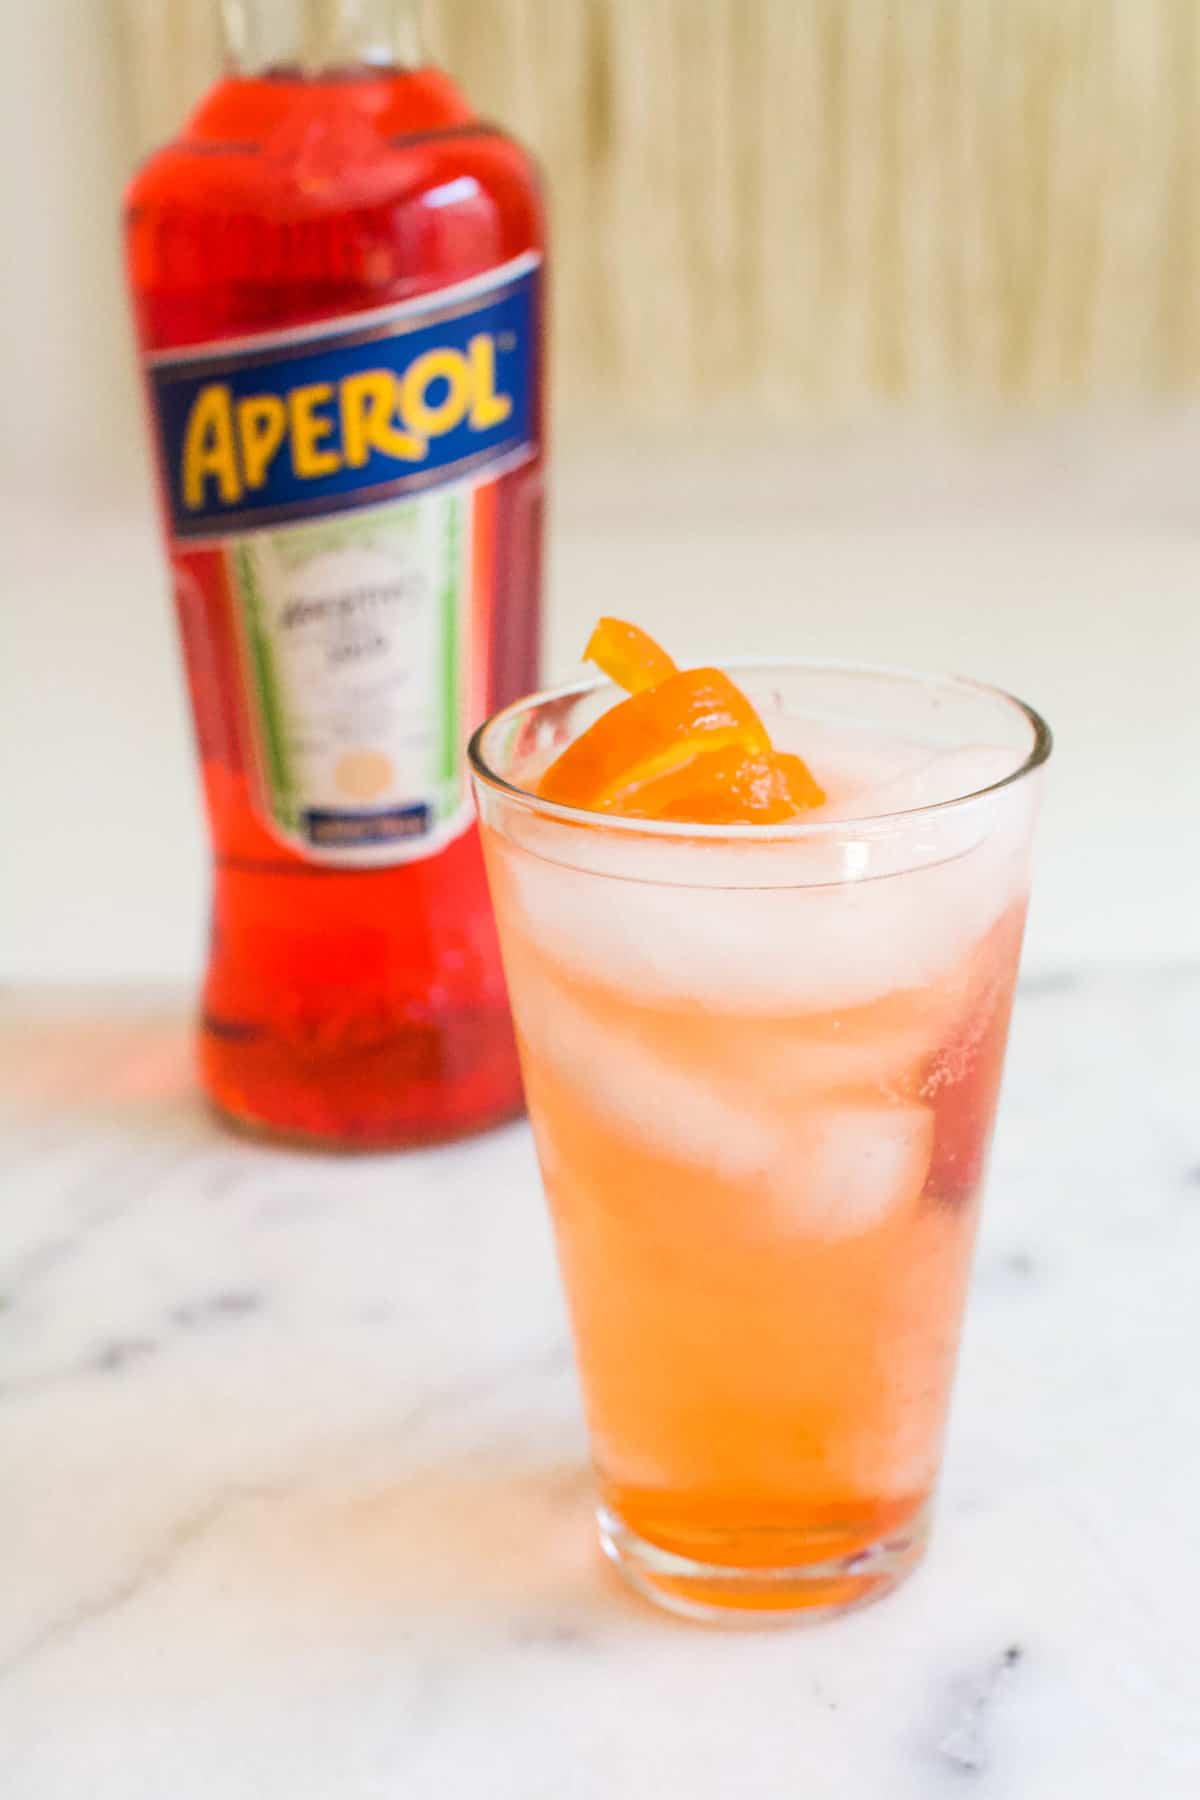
[123, 78, 545, 350]
[125, 80, 542, 232]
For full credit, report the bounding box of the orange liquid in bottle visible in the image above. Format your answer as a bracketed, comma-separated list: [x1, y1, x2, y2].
[125, 60, 545, 1146]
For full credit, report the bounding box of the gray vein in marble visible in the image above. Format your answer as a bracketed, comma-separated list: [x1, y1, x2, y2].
[89, 1336, 158, 1374]
[510, 1614, 591, 1653]
[970, 1244, 1043, 1296]
[169, 1289, 264, 1329]
[0, 1479, 292, 1690]
[0, 1179, 136, 1302]
[0, 1338, 575, 1690]
[1018, 969, 1081, 996]
[0, 1287, 269, 1403]
[934, 1643, 1024, 1776]
[0, 1138, 207, 1307]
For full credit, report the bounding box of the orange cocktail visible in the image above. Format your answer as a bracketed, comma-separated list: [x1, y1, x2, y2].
[470, 624, 1049, 1620]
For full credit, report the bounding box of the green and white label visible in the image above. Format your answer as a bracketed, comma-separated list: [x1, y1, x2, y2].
[228, 490, 473, 866]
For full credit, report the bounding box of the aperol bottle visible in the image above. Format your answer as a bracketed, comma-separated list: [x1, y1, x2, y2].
[124, 0, 545, 1147]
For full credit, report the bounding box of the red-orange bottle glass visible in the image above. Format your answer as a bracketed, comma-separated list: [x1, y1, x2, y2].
[124, 1, 545, 1147]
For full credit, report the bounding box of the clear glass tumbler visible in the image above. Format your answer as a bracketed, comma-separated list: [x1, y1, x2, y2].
[470, 662, 1050, 1621]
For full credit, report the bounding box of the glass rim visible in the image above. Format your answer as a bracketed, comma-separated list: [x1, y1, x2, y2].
[468, 656, 1053, 841]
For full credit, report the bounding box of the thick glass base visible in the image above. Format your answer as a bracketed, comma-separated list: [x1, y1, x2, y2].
[597, 1500, 931, 1625]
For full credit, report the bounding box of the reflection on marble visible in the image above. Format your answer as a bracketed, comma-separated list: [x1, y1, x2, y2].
[1, 973, 1198, 1798]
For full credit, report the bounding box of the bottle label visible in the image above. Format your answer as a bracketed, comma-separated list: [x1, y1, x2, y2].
[146, 254, 540, 865]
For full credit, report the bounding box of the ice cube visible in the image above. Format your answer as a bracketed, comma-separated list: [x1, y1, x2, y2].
[774, 720, 941, 820]
[486, 751, 1035, 1016]
[838, 745, 1021, 820]
[767, 1103, 934, 1238]
[510, 961, 785, 1181]
[744, 987, 960, 1100]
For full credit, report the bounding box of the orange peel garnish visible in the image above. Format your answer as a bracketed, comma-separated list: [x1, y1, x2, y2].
[634, 749, 826, 823]
[584, 617, 677, 694]
[539, 621, 826, 821]
[539, 668, 771, 812]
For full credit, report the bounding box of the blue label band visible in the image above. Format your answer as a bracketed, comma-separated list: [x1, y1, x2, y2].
[303, 803, 432, 849]
[149, 255, 540, 540]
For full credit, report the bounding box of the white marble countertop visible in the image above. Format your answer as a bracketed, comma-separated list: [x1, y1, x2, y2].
[2, 968, 1198, 1798]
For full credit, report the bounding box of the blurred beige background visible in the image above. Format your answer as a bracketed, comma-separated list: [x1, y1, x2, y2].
[3, 1, 1199, 982]
[117, 0, 1200, 428]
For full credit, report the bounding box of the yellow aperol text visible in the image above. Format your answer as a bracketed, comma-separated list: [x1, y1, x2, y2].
[182, 333, 513, 512]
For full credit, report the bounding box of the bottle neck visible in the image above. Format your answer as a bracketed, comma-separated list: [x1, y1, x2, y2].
[220, 1, 425, 75]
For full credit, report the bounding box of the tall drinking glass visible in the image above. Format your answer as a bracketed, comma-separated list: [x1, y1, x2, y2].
[470, 662, 1050, 1621]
